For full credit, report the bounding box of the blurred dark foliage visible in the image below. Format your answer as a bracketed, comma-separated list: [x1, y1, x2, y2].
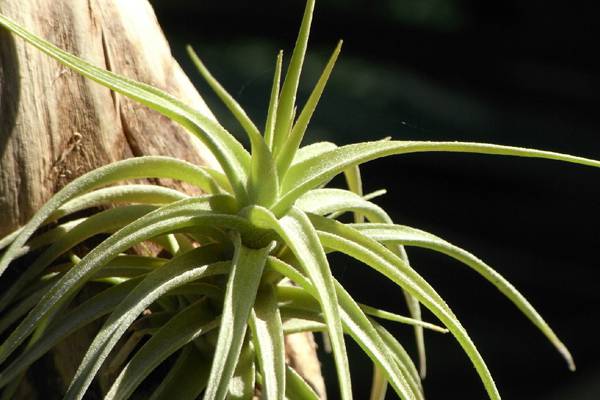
[150, 1, 600, 399]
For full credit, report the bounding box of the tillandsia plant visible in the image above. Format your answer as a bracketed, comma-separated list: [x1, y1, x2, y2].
[0, 1, 598, 399]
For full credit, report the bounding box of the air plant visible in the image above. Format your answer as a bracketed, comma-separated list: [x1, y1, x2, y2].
[0, 1, 598, 399]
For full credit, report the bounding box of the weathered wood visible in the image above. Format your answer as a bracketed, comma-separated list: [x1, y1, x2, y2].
[0, 0, 325, 398]
[0, 0, 218, 238]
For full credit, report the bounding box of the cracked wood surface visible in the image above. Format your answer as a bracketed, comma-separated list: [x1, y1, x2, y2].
[0, 0, 219, 238]
[0, 0, 326, 398]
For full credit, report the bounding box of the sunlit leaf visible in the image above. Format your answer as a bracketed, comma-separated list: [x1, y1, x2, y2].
[264, 51, 284, 149]
[249, 284, 285, 400]
[276, 41, 342, 177]
[272, 0, 315, 154]
[276, 140, 600, 215]
[311, 215, 501, 400]
[0, 156, 229, 278]
[187, 46, 279, 206]
[354, 222, 576, 370]
[203, 235, 273, 400]
[0, 205, 156, 311]
[244, 206, 352, 400]
[270, 260, 419, 400]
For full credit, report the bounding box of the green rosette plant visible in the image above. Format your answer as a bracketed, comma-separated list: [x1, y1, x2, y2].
[0, 1, 597, 399]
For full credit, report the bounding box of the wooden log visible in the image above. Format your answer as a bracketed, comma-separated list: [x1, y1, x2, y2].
[0, 0, 325, 397]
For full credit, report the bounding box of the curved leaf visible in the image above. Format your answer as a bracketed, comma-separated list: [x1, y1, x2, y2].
[65, 247, 229, 400]
[106, 299, 219, 400]
[296, 188, 388, 222]
[292, 141, 337, 167]
[311, 216, 501, 400]
[0, 205, 156, 311]
[0, 277, 143, 387]
[276, 140, 600, 215]
[245, 206, 352, 400]
[0, 14, 251, 200]
[0, 284, 49, 338]
[354, 222, 576, 370]
[272, 264, 420, 400]
[297, 188, 428, 375]
[0, 156, 228, 278]
[204, 235, 273, 400]
[228, 340, 256, 399]
[369, 366, 388, 400]
[285, 366, 320, 400]
[373, 323, 423, 394]
[0, 196, 250, 366]
[187, 46, 279, 206]
[52, 184, 189, 221]
[148, 344, 210, 400]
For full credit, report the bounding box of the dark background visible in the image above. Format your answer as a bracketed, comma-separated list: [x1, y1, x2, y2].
[150, 1, 600, 398]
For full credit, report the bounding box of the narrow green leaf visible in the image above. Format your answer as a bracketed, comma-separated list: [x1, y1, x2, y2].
[285, 366, 320, 400]
[277, 284, 444, 333]
[0, 205, 156, 311]
[296, 188, 387, 222]
[280, 308, 327, 334]
[77, 254, 165, 280]
[187, 46, 279, 206]
[148, 345, 211, 400]
[374, 323, 423, 396]
[187, 45, 262, 144]
[51, 184, 189, 222]
[272, 0, 315, 154]
[402, 287, 427, 379]
[363, 189, 387, 201]
[292, 141, 337, 166]
[0, 229, 20, 253]
[0, 156, 229, 279]
[311, 216, 501, 400]
[276, 140, 600, 215]
[0, 14, 250, 200]
[359, 304, 447, 333]
[270, 261, 419, 400]
[249, 284, 286, 400]
[0, 277, 143, 388]
[295, 189, 428, 376]
[354, 222, 576, 371]
[0, 197, 249, 367]
[3, 219, 84, 262]
[105, 299, 219, 400]
[228, 340, 256, 400]
[265, 51, 284, 149]
[276, 41, 343, 177]
[0, 284, 49, 338]
[203, 235, 273, 400]
[343, 164, 364, 223]
[65, 247, 229, 400]
[244, 206, 352, 400]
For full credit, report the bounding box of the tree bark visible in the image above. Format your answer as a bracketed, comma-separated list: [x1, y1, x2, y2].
[0, 0, 325, 398]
